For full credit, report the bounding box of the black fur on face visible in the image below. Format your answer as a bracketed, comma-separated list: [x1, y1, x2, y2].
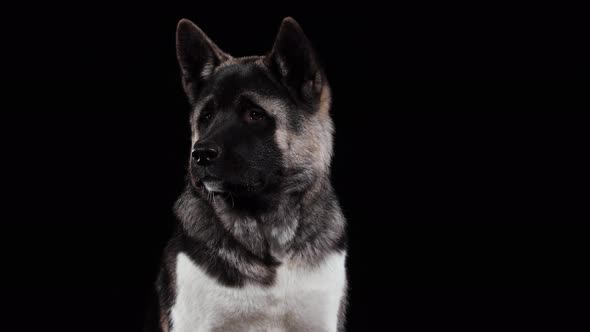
[176, 18, 328, 214]
[189, 61, 286, 211]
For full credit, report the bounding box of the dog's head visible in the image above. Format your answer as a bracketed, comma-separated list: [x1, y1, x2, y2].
[177, 17, 333, 210]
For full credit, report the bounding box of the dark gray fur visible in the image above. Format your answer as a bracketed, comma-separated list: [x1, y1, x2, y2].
[156, 17, 347, 331]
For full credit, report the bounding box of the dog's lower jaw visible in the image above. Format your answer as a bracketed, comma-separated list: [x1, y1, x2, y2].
[202, 179, 224, 193]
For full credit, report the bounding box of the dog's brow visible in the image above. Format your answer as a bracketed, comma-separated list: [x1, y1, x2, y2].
[240, 92, 287, 117]
[194, 96, 214, 115]
[237, 94, 264, 111]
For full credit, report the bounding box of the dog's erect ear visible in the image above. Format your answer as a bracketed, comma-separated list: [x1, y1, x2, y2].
[176, 19, 230, 104]
[265, 17, 325, 103]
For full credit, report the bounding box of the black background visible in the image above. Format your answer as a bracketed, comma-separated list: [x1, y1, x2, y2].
[2, 1, 588, 331]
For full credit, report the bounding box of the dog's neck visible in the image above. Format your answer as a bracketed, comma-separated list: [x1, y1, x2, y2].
[175, 173, 343, 266]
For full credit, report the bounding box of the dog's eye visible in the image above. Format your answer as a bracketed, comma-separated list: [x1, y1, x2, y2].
[246, 109, 265, 122]
[199, 112, 213, 124]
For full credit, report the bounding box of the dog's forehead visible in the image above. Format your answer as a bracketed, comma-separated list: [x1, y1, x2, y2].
[208, 61, 285, 106]
[191, 60, 295, 124]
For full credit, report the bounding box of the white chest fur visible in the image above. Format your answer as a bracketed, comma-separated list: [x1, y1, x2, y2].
[170, 251, 347, 332]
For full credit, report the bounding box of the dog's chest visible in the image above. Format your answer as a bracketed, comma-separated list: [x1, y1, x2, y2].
[170, 252, 346, 332]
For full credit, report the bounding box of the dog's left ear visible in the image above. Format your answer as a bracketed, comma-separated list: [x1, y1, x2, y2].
[265, 17, 325, 103]
[176, 19, 230, 104]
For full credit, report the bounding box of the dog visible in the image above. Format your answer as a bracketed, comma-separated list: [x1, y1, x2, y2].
[155, 17, 347, 332]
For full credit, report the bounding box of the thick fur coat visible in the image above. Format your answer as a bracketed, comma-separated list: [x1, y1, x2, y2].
[156, 17, 347, 332]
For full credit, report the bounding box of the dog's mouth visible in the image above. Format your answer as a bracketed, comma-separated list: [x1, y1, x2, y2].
[199, 176, 225, 193]
[191, 174, 282, 213]
[192, 174, 267, 197]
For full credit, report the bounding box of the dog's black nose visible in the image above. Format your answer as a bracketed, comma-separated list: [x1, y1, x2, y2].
[192, 142, 220, 166]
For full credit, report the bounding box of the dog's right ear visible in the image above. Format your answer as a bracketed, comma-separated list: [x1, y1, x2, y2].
[176, 19, 230, 104]
[265, 18, 325, 104]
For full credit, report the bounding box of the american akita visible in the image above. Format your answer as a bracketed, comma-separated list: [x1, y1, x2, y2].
[156, 17, 347, 332]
